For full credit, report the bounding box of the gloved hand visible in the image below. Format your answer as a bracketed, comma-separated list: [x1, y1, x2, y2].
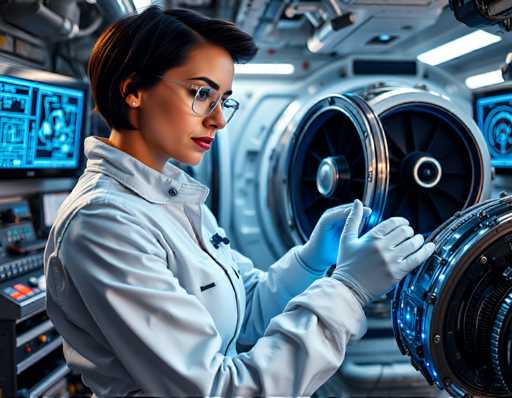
[332, 199, 435, 306]
[298, 202, 372, 273]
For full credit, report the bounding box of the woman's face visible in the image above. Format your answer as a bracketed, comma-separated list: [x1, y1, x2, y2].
[129, 43, 235, 166]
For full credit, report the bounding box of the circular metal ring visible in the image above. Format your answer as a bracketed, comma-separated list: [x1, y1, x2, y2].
[267, 94, 388, 246]
[367, 88, 491, 235]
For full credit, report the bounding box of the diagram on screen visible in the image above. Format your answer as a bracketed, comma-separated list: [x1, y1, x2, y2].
[36, 93, 78, 160]
[0, 78, 84, 169]
[476, 92, 512, 167]
[484, 105, 512, 156]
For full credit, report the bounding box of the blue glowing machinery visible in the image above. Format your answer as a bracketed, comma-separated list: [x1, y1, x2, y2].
[393, 196, 512, 397]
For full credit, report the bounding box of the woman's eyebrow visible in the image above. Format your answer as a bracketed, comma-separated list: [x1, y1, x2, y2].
[188, 76, 219, 90]
[187, 76, 232, 96]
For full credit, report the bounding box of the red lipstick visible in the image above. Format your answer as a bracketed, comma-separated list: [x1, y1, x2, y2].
[192, 136, 213, 150]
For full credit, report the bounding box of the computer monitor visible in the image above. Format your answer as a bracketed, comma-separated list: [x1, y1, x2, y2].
[0, 64, 88, 178]
[474, 82, 512, 169]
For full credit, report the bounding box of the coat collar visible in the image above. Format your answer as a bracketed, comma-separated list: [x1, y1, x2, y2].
[83, 136, 210, 205]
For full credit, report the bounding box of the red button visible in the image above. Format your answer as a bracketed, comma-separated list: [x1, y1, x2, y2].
[14, 284, 32, 295]
[10, 291, 24, 300]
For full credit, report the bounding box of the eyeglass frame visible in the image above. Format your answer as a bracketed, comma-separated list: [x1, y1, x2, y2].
[155, 76, 240, 124]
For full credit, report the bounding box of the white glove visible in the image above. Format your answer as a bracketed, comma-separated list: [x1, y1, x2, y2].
[332, 199, 435, 306]
[298, 203, 372, 273]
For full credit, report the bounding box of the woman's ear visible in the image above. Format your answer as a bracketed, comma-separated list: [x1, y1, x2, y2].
[120, 77, 141, 108]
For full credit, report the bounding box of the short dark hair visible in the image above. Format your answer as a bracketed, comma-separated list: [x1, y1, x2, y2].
[88, 6, 258, 130]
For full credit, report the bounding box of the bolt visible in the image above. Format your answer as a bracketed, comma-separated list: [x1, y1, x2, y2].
[480, 256, 488, 265]
[433, 334, 441, 344]
[425, 292, 437, 304]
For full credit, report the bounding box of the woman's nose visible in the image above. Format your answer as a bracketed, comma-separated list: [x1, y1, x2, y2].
[206, 102, 226, 129]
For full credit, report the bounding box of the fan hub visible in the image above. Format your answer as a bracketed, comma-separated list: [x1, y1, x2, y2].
[401, 152, 442, 189]
[413, 156, 442, 188]
[316, 156, 351, 198]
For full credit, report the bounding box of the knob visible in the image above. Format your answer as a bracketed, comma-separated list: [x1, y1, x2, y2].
[28, 276, 39, 287]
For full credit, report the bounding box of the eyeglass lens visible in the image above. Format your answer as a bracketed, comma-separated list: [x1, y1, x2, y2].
[192, 87, 238, 123]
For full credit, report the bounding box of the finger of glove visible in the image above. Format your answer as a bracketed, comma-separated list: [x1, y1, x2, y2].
[323, 203, 353, 218]
[385, 225, 414, 247]
[324, 204, 371, 222]
[399, 242, 436, 274]
[320, 203, 355, 226]
[356, 206, 373, 235]
[341, 200, 364, 243]
[394, 234, 424, 258]
[367, 217, 409, 237]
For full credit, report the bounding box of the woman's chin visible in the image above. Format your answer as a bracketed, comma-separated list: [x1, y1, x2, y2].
[174, 153, 203, 166]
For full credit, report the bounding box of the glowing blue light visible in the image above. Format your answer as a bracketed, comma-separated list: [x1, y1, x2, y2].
[462, 242, 474, 253]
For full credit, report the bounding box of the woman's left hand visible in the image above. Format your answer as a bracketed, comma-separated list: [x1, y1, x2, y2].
[298, 201, 372, 273]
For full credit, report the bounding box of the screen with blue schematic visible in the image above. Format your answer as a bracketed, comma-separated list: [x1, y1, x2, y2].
[474, 88, 512, 168]
[0, 74, 85, 173]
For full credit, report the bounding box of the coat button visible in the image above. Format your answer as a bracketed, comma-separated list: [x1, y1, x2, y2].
[168, 187, 178, 197]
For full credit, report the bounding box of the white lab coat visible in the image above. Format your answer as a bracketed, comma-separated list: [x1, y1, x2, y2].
[43, 136, 367, 396]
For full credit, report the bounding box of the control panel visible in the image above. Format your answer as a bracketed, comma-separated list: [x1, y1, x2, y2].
[0, 199, 46, 320]
[0, 266, 45, 320]
[0, 198, 69, 398]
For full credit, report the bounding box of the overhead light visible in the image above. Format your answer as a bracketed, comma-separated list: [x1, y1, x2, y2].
[235, 64, 295, 75]
[367, 34, 398, 45]
[133, 0, 152, 12]
[417, 30, 502, 66]
[465, 69, 504, 89]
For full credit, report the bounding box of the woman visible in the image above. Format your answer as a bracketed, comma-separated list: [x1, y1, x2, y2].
[43, 6, 435, 396]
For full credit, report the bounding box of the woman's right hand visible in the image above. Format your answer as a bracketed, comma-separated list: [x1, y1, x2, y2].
[331, 199, 436, 306]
